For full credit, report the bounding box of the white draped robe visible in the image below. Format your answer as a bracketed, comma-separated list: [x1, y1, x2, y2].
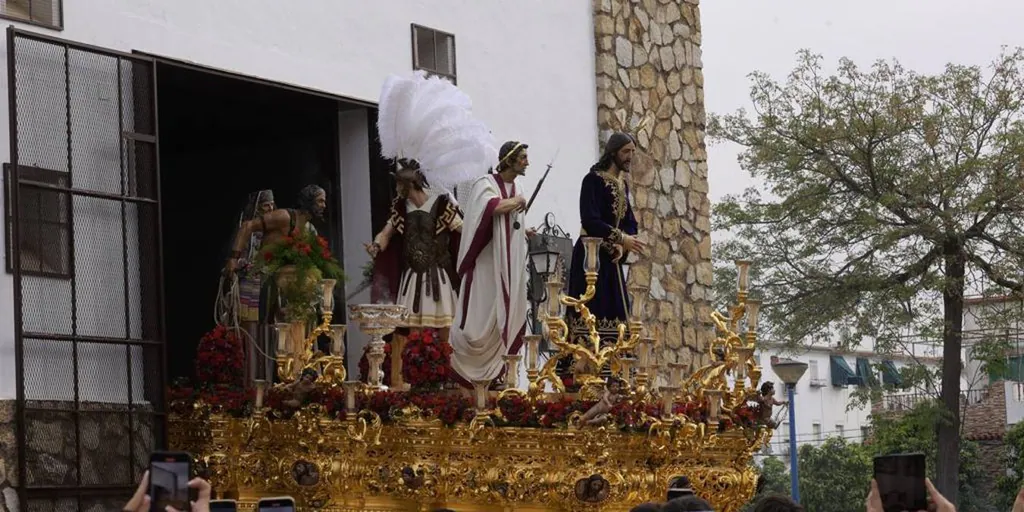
[449, 174, 529, 383]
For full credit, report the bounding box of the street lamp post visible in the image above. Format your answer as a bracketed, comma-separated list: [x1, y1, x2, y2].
[771, 358, 808, 504]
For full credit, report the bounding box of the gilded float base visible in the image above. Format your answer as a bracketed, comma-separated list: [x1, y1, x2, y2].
[170, 412, 767, 512]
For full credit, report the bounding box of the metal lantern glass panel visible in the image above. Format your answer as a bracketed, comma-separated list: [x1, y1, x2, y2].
[529, 238, 560, 277]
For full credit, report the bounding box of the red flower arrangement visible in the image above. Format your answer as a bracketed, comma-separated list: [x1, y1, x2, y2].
[255, 229, 344, 281]
[357, 341, 393, 387]
[195, 325, 245, 389]
[401, 329, 453, 390]
[329, 389, 473, 427]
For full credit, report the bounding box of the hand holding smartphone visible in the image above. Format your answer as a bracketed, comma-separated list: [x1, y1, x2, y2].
[872, 453, 927, 512]
[148, 451, 192, 512]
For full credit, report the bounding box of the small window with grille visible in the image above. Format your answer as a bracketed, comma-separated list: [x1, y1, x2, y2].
[411, 24, 456, 83]
[0, 0, 63, 29]
[4, 163, 73, 278]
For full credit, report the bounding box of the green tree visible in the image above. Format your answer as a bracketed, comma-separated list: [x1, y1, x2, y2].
[996, 421, 1024, 509]
[741, 457, 789, 512]
[798, 438, 873, 512]
[709, 48, 1024, 503]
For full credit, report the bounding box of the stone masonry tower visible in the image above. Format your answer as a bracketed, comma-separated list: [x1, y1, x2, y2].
[592, 0, 713, 372]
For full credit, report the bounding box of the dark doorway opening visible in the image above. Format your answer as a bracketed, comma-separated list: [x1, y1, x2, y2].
[156, 63, 347, 381]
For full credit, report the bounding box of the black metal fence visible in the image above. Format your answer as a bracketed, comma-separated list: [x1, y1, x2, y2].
[8, 28, 165, 510]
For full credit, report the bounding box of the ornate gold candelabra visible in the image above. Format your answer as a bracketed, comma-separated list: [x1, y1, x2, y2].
[347, 303, 409, 389]
[525, 237, 649, 398]
[274, 279, 348, 385]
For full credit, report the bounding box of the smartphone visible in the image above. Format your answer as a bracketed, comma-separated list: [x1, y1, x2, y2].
[257, 496, 297, 512]
[873, 453, 927, 512]
[210, 500, 238, 512]
[148, 451, 192, 512]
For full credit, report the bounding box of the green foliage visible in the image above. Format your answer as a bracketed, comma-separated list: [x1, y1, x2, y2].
[710, 47, 1024, 500]
[996, 421, 1024, 509]
[741, 405, 993, 511]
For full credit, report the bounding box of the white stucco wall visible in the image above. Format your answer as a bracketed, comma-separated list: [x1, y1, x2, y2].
[753, 345, 940, 464]
[0, 1, 600, 399]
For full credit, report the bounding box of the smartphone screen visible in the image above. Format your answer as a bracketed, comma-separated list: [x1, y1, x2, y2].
[874, 453, 927, 512]
[257, 497, 297, 512]
[149, 452, 191, 512]
[209, 500, 238, 512]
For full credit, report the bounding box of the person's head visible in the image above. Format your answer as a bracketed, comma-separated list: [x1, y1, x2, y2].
[393, 158, 428, 198]
[752, 494, 803, 512]
[667, 475, 695, 500]
[497, 140, 529, 176]
[586, 474, 605, 494]
[607, 376, 624, 394]
[256, 190, 275, 214]
[298, 184, 327, 220]
[663, 494, 714, 512]
[592, 132, 637, 173]
[630, 504, 663, 512]
[300, 368, 318, 384]
[760, 381, 775, 396]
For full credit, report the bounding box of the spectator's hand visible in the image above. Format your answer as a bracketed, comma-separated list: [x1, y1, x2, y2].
[165, 477, 212, 512]
[123, 470, 150, 512]
[1013, 484, 1024, 512]
[925, 478, 955, 512]
[866, 479, 883, 512]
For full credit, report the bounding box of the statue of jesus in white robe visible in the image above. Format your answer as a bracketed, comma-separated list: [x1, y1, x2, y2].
[450, 142, 533, 384]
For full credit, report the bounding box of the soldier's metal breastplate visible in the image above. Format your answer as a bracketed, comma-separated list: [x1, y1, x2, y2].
[403, 209, 450, 274]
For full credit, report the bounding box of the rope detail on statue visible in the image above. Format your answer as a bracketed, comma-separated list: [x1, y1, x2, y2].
[214, 272, 276, 363]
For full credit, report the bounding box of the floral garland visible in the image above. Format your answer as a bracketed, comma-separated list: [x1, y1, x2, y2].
[401, 329, 453, 390]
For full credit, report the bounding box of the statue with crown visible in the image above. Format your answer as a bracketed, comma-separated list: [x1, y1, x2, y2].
[168, 70, 779, 511]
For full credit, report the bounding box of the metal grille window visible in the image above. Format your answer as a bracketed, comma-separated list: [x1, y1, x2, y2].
[0, 0, 63, 29]
[411, 24, 456, 83]
[4, 163, 72, 277]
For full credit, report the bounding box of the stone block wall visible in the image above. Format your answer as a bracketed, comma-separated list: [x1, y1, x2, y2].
[593, 0, 713, 372]
[0, 399, 155, 512]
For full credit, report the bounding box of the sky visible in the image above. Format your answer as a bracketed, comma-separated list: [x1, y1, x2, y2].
[700, 0, 1024, 204]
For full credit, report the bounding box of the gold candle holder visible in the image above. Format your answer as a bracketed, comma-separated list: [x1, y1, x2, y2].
[582, 237, 602, 273]
[745, 299, 761, 333]
[471, 379, 491, 414]
[706, 389, 724, 423]
[668, 362, 686, 388]
[735, 260, 752, 293]
[503, 354, 523, 390]
[320, 279, 337, 311]
[628, 284, 649, 324]
[329, 324, 346, 357]
[273, 323, 291, 356]
[660, 386, 679, 416]
[733, 347, 755, 380]
[254, 379, 267, 410]
[546, 275, 564, 318]
[342, 381, 361, 413]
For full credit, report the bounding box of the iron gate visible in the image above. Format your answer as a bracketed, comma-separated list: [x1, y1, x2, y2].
[7, 28, 165, 511]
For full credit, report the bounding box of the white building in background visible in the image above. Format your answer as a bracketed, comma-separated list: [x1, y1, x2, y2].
[0, 1, 600, 405]
[754, 340, 941, 464]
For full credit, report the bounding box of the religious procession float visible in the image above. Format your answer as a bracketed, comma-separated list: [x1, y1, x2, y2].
[167, 72, 777, 511]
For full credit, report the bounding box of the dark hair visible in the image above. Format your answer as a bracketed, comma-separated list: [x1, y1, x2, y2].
[590, 131, 637, 173]
[663, 495, 714, 512]
[630, 504, 663, 512]
[752, 495, 803, 512]
[394, 159, 429, 191]
[298, 184, 325, 215]
[497, 140, 528, 172]
[760, 381, 775, 394]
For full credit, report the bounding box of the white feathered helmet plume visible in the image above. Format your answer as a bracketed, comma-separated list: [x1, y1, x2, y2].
[377, 71, 497, 194]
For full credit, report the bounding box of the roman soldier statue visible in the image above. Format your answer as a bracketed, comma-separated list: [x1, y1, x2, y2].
[366, 159, 463, 339]
[372, 70, 497, 345]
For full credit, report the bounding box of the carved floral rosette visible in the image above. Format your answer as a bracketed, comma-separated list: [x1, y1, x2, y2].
[169, 409, 771, 512]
